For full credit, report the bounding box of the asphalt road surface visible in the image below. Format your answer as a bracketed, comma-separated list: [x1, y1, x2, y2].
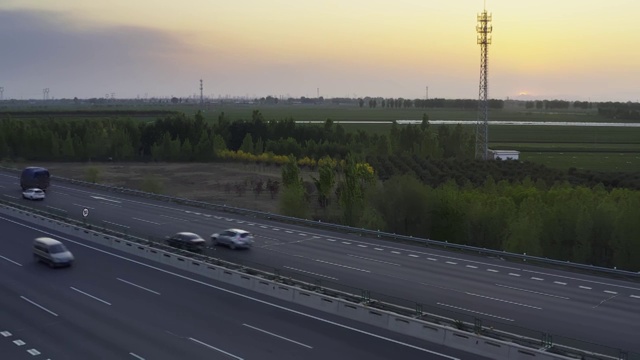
[0, 171, 638, 354]
[0, 215, 488, 360]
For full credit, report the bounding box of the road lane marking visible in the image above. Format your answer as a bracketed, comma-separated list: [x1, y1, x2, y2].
[604, 290, 618, 295]
[0, 254, 22, 266]
[391, 251, 401, 254]
[189, 338, 244, 359]
[2, 216, 461, 360]
[1, 331, 11, 337]
[347, 254, 401, 266]
[465, 292, 542, 309]
[487, 269, 499, 272]
[554, 281, 567, 286]
[272, 228, 280, 231]
[46, 205, 66, 213]
[593, 294, 618, 309]
[129, 352, 145, 359]
[326, 239, 336, 242]
[3, 194, 17, 199]
[283, 266, 338, 280]
[132, 217, 161, 225]
[298, 233, 306, 236]
[70, 287, 112, 305]
[508, 273, 521, 277]
[26, 349, 41, 355]
[579, 286, 592, 290]
[72, 204, 94, 209]
[631, 295, 640, 299]
[90, 195, 121, 203]
[314, 259, 370, 273]
[357, 244, 368, 248]
[160, 215, 190, 222]
[427, 258, 437, 261]
[103, 221, 130, 230]
[100, 202, 122, 207]
[408, 254, 419, 258]
[243, 324, 313, 349]
[13, 339, 25, 346]
[374, 248, 384, 251]
[466, 265, 478, 269]
[445, 261, 457, 265]
[117, 278, 161, 295]
[437, 303, 514, 322]
[56, 192, 69, 196]
[286, 231, 293, 234]
[494, 284, 570, 300]
[20, 296, 58, 317]
[341, 241, 351, 245]
[531, 277, 544, 281]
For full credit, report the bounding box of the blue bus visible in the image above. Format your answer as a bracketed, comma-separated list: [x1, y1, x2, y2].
[20, 167, 50, 191]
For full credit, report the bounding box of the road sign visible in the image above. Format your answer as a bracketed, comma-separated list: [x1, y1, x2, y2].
[82, 208, 89, 218]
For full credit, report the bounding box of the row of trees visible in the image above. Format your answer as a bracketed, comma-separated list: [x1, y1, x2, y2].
[0, 112, 477, 163]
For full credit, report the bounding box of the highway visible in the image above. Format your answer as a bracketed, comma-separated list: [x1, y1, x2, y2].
[0, 171, 638, 354]
[0, 214, 485, 360]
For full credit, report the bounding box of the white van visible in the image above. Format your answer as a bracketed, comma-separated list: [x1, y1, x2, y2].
[33, 237, 74, 268]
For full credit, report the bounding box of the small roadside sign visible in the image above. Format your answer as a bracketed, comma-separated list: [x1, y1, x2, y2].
[82, 208, 89, 217]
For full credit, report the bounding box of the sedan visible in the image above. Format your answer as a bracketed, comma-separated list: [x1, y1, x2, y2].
[22, 188, 45, 200]
[166, 232, 206, 252]
[211, 229, 254, 250]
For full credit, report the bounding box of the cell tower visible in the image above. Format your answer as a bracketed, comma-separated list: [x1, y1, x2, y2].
[475, 5, 492, 160]
[199, 79, 204, 107]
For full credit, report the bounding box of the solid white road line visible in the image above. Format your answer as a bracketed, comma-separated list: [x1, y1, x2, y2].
[283, 266, 339, 280]
[20, 296, 59, 317]
[116, 278, 161, 295]
[494, 284, 570, 300]
[0, 254, 22, 266]
[243, 323, 313, 349]
[1, 215, 461, 360]
[437, 303, 514, 322]
[465, 292, 542, 309]
[129, 352, 145, 360]
[347, 254, 401, 266]
[132, 217, 161, 225]
[70, 287, 112, 305]
[189, 338, 244, 360]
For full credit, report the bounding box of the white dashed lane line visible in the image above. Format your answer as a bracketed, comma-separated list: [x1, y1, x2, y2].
[579, 286, 592, 290]
[466, 265, 478, 269]
[487, 269, 499, 273]
[391, 251, 401, 254]
[357, 245, 368, 248]
[631, 295, 640, 299]
[347, 254, 401, 267]
[508, 273, 521, 277]
[408, 254, 419, 258]
[445, 261, 457, 265]
[554, 281, 567, 286]
[531, 277, 544, 281]
[494, 284, 570, 300]
[604, 290, 618, 295]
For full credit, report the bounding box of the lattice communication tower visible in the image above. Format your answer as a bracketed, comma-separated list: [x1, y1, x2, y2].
[475, 8, 492, 160]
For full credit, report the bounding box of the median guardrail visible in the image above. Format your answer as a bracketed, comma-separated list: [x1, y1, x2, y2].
[0, 197, 636, 360]
[1, 164, 638, 280]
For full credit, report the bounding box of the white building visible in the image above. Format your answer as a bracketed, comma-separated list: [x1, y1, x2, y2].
[488, 149, 520, 160]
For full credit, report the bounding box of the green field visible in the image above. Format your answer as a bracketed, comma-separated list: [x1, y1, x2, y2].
[522, 152, 640, 172]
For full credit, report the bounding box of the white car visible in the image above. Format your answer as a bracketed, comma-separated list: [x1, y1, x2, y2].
[211, 229, 254, 250]
[23, 188, 46, 200]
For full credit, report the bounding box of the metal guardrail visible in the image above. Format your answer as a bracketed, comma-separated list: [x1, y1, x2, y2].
[0, 197, 635, 360]
[1, 164, 638, 279]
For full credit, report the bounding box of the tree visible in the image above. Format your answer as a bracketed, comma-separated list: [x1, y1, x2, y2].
[239, 133, 254, 154]
[281, 155, 303, 188]
[312, 159, 336, 208]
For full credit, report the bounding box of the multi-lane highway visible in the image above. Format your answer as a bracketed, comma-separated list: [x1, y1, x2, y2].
[0, 214, 485, 360]
[0, 171, 638, 354]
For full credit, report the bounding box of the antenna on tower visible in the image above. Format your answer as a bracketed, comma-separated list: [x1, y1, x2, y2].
[200, 79, 204, 107]
[475, 5, 492, 160]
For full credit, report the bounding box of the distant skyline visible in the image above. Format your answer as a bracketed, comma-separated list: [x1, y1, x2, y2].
[1, 1, 639, 102]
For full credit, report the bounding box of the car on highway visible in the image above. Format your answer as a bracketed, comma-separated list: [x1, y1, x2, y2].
[166, 232, 206, 252]
[211, 229, 254, 250]
[33, 237, 74, 268]
[22, 188, 46, 200]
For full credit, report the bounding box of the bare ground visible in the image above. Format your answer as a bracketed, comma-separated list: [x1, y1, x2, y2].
[38, 162, 286, 213]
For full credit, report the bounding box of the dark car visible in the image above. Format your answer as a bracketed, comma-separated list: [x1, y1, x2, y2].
[21, 167, 50, 191]
[166, 232, 206, 252]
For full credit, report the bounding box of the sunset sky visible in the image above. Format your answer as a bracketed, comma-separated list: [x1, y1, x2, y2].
[0, 0, 638, 101]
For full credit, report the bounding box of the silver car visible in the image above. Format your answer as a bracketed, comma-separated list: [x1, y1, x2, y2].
[33, 237, 74, 268]
[23, 188, 46, 200]
[211, 229, 254, 250]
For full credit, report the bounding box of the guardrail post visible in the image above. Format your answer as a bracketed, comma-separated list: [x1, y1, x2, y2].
[542, 333, 553, 348]
[415, 303, 423, 316]
[474, 318, 482, 333]
[361, 290, 370, 303]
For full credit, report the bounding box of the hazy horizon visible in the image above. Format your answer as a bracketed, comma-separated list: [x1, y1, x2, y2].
[1, 1, 639, 102]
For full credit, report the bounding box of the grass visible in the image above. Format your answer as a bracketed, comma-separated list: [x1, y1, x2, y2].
[522, 152, 640, 172]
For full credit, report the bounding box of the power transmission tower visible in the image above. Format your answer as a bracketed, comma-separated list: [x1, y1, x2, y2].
[43, 88, 50, 101]
[475, 6, 492, 160]
[0, 87, 3, 100]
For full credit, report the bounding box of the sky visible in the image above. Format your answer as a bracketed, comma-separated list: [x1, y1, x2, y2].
[0, 0, 639, 102]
